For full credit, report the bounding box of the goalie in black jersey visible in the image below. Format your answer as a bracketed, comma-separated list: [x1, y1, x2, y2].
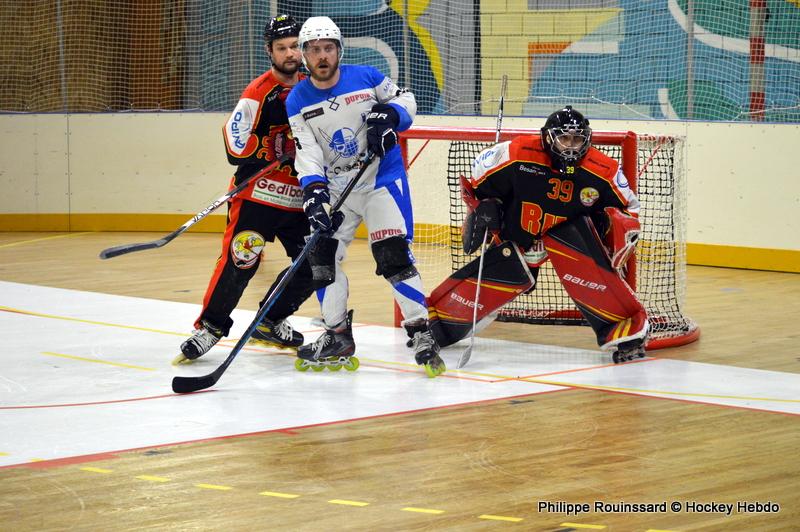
[427, 106, 649, 363]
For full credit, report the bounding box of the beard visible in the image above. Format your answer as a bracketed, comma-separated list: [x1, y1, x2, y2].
[308, 56, 340, 83]
[272, 58, 300, 77]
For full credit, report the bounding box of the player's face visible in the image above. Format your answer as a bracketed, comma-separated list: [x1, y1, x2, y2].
[269, 36, 301, 76]
[303, 39, 340, 83]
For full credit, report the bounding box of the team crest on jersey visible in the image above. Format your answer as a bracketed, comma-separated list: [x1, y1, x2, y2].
[231, 230, 265, 269]
[320, 127, 359, 158]
[579, 187, 600, 206]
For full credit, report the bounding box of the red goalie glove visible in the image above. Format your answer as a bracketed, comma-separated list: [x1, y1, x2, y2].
[603, 207, 640, 270]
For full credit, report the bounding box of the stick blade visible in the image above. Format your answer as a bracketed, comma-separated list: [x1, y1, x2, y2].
[172, 374, 218, 394]
[456, 345, 472, 369]
[99, 240, 163, 260]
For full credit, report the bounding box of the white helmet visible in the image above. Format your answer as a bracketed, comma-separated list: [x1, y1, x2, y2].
[298, 16, 344, 64]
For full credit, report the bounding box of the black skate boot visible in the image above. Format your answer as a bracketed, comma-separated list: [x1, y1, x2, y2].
[405, 319, 446, 378]
[249, 317, 304, 350]
[611, 338, 647, 364]
[173, 320, 224, 365]
[295, 310, 359, 372]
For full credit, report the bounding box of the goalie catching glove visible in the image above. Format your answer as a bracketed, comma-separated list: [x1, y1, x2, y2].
[302, 183, 344, 232]
[366, 104, 399, 157]
[462, 198, 503, 254]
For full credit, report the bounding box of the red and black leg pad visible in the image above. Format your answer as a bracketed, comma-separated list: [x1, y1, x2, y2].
[427, 241, 536, 347]
[544, 216, 648, 351]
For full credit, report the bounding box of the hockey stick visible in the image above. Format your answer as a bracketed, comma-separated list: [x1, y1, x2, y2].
[172, 153, 376, 394]
[99, 156, 290, 260]
[457, 75, 507, 369]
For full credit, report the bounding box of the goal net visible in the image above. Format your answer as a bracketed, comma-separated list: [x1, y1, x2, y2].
[400, 126, 699, 349]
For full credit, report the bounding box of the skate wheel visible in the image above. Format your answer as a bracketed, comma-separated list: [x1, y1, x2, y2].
[424, 359, 446, 378]
[328, 364, 342, 371]
[311, 364, 325, 372]
[172, 354, 192, 366]
[294, 358, 309, 372]
[344, 357, 360, 371]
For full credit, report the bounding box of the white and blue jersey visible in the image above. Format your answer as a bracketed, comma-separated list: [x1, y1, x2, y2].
[286, 64, 416, 193]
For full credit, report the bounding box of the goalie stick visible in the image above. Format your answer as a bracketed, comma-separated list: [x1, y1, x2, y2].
[172, 153, 376, 394]
[98, 156, 290, 260]
[457, 74, 507, 369]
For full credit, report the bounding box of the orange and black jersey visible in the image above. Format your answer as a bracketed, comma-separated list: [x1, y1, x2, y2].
[222, 70, 306, 211]
[469, 135, 640, 251]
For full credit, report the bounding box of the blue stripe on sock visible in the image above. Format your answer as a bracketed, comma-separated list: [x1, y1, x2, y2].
[394, 281, 427, 307]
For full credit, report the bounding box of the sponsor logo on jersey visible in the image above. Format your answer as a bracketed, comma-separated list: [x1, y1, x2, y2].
[518, 164, 545, 176]
[252, 177, 303, 209]
[230, 111, 246, 149]
[474, 147, 503, 169]
[321, 127, 359, 158]
[370, 228, 404, 241]
[616, 172, 629, 188]
[302, 107, 324, 120]
[579, 187, 600, 206]
[562, 273, 606, 291]
[450, 291, 484, 310]
[345, 92, 372, 105]
[231, 230, 265, 269]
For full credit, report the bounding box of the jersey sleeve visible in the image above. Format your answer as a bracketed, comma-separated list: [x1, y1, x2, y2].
[371, 67, 416, 132]
[470, 141, 514, 200]
[286, 90, 327, 189]
[607, 167, 640, 217]
[223, 97, 262, 165]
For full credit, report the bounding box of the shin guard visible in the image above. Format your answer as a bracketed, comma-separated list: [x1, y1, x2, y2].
[427, 241, 535, 347]
[544, 216, 648, 351]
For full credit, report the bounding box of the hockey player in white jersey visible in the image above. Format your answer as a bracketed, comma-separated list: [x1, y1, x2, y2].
[286, 16, 445, 377]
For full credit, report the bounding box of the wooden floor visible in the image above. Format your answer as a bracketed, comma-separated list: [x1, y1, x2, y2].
[1, 231, 799, 531]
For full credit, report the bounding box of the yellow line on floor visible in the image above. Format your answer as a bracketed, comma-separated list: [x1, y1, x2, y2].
[1, 305, 185, 337]
[260, 491, 300, 499]
[135, 475, 170, 483]
[527, 377, 800, 404]
[0, 232, 93, 249]
[42, 351, 156, 371]
[328, 499, 369, 507]
[80, 466, 113, 474]
[402, 507, 445, 514]
[478, 514, 524, 522]
[561, 523, 606, 529]
[196, 483, 233, 491]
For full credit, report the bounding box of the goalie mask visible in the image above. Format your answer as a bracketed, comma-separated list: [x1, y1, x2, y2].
[264, 14, 301, 48]
[541, 105, 592, 172]
[298, 16, 344, 68]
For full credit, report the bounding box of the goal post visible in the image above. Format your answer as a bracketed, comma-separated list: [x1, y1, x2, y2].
[396, 126, 700, 350]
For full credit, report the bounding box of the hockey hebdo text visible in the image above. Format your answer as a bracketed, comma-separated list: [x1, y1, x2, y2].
[537, 500, 780, 516]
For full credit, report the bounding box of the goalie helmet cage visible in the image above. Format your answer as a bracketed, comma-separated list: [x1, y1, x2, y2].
[397, 126, 700, 350]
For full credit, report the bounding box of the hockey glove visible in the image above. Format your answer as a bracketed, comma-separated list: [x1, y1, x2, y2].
[302, 183, 344, 233]
[603, 206, 640, 270]
[366, 103, 400, 157]
[462, 198, 503, 254]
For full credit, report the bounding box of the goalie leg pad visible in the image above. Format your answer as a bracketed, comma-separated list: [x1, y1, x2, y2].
[371, 236, 418, 283]
[427, 241, 536, 347]
[544, 216, 648, 351]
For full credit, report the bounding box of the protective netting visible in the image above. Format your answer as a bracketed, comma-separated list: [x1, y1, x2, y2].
[408, 129, 698, 348]
[1, 1, 797, 121]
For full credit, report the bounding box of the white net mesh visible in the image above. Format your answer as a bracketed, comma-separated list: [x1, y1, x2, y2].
[2, 1, 797, 121]
[404, 128, 699, 348]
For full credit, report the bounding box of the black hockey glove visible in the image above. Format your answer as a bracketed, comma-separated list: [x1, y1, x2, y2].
[302, 183, 344, 233]
[462, 198, 503, 254]
[366, 103, 400, 157]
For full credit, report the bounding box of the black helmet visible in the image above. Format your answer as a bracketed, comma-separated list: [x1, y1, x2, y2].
[540, 105, 592, 171]
[264, 14, 301, 45]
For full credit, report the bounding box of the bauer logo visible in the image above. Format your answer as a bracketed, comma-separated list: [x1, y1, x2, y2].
[562, 273, 606, 291]
[231, 230, 265, 269]
[579, 187, 600, 206]
[450, 292, 484, 310]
